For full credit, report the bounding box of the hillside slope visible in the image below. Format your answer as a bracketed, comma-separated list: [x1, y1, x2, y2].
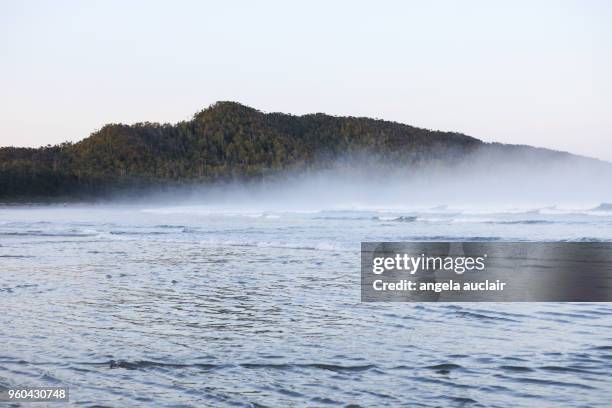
[0, 102, 602, 200]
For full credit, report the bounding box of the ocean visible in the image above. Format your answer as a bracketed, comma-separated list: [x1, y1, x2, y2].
[1, 203, 612, 407]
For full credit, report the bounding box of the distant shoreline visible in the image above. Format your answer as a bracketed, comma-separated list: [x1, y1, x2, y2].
[1, 102, 610, 202]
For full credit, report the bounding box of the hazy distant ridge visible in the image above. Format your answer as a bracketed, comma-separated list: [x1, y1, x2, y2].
[0, 101, 605, 200]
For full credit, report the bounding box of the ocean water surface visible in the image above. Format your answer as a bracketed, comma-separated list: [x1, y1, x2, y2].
[1, 204, 612, 407]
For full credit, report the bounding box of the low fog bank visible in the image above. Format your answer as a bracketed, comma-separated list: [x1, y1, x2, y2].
[105, 146, 612, 211]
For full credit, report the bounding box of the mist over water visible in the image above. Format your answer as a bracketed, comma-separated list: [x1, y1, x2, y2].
[118, 147, 612, 213]
[2, 150, 612, 407]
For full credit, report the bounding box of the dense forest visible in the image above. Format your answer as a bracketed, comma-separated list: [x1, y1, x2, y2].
[0, 101, 588, 200]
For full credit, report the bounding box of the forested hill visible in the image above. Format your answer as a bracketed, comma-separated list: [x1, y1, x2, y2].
[0, 101, 590, 200]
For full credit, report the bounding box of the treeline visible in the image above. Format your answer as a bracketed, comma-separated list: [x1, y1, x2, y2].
[0, 101, 485, 200]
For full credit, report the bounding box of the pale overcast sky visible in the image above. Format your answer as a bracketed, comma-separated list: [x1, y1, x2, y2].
[1, 0, 611, 160]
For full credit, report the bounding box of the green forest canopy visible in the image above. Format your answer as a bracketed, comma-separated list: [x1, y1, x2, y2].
[0, 101, 578, 200]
